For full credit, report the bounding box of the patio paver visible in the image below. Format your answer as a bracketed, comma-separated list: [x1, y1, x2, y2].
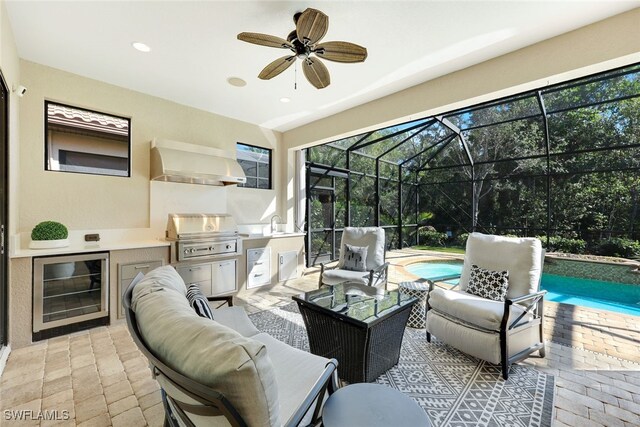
[0, 249, 638, 426]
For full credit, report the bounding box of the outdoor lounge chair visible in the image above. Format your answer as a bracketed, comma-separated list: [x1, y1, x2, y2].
[425, 232, 547, 379]
[124, 267, 340, 427]
[319, 227, 389, 289]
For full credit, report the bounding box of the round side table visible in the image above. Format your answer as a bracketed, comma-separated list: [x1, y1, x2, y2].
[322, 383, 430, 427]
[398, 281, 431, 328]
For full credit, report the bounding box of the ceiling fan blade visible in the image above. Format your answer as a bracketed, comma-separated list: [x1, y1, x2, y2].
[314, 41, 368, 63]
[237, 32, 293, 49]
[296, 8, 329, 45]
[258, 56, 296, 80]
[302, 57, 330, 89]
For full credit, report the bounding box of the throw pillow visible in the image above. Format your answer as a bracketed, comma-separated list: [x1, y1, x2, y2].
[186, 284, 214, 319]
[466, 264, 509, 302]
[343, 244, 368, 271]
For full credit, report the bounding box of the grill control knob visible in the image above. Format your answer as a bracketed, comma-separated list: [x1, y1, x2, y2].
[184, 249, 189, 255]
[226, 245, 231, 250]
[209, 247, 214, 251]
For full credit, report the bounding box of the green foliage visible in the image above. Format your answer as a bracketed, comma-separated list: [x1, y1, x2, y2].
[419, 229, 447, 246]
[454, 233, 469, 247]
[540, 236, 587, 254]
[595, 238, 640, 258]
[31, 221, 68, 241]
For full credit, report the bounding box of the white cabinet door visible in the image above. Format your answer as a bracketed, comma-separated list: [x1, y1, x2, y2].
[247, 248, 271, 289]
[278, 251, 298, 282]
[176, 263, 213, 295]
[212, 259, 237, 295]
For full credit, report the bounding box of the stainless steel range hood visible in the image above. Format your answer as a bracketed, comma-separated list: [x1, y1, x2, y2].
[150, 139, 246, 186]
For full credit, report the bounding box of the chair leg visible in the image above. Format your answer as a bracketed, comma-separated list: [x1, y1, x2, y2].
[539, 343, 546, 358]
[426, 331, 431, 342]
[502, 360, 510, 380]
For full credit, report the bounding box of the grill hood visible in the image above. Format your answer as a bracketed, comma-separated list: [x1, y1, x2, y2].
[150, 139, 246, 186]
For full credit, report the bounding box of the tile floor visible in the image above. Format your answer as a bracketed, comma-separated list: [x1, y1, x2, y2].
[1, 249, 639, 426]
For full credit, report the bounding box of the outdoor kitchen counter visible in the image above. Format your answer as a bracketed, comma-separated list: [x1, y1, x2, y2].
[240, 232, 306, 241]
[10, 237, 170, 258]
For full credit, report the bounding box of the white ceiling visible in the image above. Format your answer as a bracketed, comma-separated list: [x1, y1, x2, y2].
[6, 1, 639, 132]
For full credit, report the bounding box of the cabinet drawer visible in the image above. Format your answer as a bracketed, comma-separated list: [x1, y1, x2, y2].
[121, 261, 163, 280]
[176, 263, 213, 284]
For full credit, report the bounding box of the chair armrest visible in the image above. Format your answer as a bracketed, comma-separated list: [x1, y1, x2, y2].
[319, 261, 340, 288]
[371, 262, 390, 274]
[284, 359, 339, 427]
[207, 295, 233, 307]
[503, 290, 547, 330]
[507, 290, 547, 305]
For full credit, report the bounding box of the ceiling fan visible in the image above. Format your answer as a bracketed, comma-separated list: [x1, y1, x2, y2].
[237, 8, 367, 89]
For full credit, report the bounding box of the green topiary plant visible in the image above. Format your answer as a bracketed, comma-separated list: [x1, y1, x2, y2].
[31, 221, 69, 241]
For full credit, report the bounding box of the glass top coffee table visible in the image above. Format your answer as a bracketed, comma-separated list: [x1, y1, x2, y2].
[293, 282, 417, 383]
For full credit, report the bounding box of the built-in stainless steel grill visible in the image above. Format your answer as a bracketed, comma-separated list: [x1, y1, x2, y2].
[166, 213, 241, 262]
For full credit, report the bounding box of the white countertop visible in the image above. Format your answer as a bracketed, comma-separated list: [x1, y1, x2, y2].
[11, 239, 170, 258]
[240, 232, 306, 241]
[10, 228, 171, 258]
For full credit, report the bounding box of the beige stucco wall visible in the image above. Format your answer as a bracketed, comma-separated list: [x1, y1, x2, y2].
[283, 8, 640, 149]
[1, 0, 20, 237]
[18, 60, 284, 233]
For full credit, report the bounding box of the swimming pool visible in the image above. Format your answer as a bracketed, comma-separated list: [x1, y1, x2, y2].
[406, 261, 640, 316]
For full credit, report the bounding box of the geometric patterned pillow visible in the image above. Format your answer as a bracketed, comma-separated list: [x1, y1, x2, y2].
[342, 244, 368, 272]
[466, 264, 509, 302]
[185, 284, 214, 319]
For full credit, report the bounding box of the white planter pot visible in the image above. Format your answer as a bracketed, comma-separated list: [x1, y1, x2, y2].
[29, 238, 70, 249]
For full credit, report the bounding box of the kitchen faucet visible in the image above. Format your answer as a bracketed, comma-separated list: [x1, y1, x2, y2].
[270, 215, 282, 233]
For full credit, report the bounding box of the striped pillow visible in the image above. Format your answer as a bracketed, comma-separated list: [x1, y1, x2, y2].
[186, 284, 214, 319]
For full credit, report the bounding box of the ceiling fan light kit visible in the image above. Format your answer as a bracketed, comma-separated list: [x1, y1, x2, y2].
[237, 8, 367, 89]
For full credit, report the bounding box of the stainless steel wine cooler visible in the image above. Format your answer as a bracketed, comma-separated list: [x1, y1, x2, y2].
[33, 252, 109, 338]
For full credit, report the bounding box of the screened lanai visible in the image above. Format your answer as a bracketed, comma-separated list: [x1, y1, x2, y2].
[304, 62, 640, 266]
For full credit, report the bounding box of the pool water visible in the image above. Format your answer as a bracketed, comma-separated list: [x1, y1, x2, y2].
[406, 262, 640, 316]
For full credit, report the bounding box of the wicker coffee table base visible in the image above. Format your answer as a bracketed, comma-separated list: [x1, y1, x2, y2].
[296, 301, 414, 383]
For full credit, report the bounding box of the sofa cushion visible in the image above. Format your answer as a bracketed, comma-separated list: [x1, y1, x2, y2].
[252, 333, 330, 425]
[467, 264, 509, 302]
[186, 284, 214, 319]
[132, 275, 281, 427]
[132, 265, 188, 297]
[429, 288, 532, 332]
[460, 233, 542, 299]
[211, 306, 260, 337]
[343, 244, 368, 272]
[321, 268, 369, 286]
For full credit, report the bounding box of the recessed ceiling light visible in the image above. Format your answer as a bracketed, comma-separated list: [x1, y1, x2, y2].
[227, 77, 247, 87]
[132, 42, 151, 52]
[280, 97, 291, 103]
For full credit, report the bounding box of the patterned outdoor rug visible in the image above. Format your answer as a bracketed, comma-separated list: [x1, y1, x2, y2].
[249, 303, 555, 427]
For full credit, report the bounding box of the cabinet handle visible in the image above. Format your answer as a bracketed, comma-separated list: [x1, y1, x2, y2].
[134, 265, 150, 270]
[280, 256, 283, 264]
[254, 273, 263, 277]
[255, 261, 263, 265]
[190, 267, 202, 271]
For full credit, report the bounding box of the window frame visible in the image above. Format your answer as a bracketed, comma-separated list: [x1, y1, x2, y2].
[44, 100, 132, 178]
[236, 142, 272, 190]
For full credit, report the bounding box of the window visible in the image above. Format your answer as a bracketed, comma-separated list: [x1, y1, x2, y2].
[237, 143, 271, 189]
[45, 101, 131, 177]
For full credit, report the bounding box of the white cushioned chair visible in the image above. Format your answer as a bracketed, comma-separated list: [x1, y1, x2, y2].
[319, 227, 389, 289]
[425, 233, 547, 379]
[124, 266, 339, 426]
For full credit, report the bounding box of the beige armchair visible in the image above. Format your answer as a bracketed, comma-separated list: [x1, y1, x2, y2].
[426, 232, 546, 379]
[319, 227, 389, 289]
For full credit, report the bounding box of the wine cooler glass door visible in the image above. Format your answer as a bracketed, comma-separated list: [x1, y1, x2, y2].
[33, 253, 109, 332]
